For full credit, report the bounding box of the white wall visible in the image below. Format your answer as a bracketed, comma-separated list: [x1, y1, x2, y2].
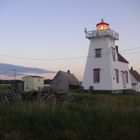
[83, 37, 114, 90]
[33, 77, 44, 91]
[111, 61, 131, 90]
[82, 33, 131, 90]
[23, 76, 44, 91]
[138, 83, 140, 92]
[130, 74, 140, 92]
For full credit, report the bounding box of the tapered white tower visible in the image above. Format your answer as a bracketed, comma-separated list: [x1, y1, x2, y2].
[82, 19, 131, 91]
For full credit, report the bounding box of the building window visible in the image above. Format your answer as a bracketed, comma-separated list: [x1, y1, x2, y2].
[115, 69, 119, 83]
[93, 69, 100, 83]
[112, 47, 116, 61]
[121, 71, 125, 88]
[95, 48, 102, 58]
[125, 71, 129, 83]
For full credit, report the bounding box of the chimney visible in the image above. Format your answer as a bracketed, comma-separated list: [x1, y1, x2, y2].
[115, 46, 118, 53]
[131, 67, 133, 70]
[67, 70, 70, 74]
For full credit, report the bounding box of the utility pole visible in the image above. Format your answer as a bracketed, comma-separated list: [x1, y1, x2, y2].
[14, 69, 16, 80]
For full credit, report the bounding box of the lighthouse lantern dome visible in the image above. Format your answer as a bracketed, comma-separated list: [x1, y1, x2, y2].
[96, 19, 109, 30]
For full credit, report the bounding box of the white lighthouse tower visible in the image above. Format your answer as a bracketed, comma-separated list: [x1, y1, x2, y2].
[82, 19, 131, 91]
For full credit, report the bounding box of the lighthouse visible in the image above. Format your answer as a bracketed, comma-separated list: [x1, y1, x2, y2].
[82, 19, 131, 91]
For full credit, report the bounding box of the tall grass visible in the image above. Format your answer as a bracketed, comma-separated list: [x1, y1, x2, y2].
[0, 94, 140, 139]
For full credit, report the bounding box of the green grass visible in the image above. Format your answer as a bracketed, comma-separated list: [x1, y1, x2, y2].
[0, 85, 12, 93]
[0, 94, 140, 140]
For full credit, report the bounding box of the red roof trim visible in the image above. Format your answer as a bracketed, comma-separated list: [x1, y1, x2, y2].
[96, 22, 109, 27]
[23, 75, 44, 78]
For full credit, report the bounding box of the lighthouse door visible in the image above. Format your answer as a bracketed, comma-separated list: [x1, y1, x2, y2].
[121, 71, 126, 88]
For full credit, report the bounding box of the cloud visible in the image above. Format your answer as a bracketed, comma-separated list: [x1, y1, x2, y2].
[0, 63, 56, 77]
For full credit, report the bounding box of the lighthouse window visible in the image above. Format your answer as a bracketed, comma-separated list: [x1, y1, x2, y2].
[125, 71, 129, 83]
[93, 69, 100, 83]
[112, 47, 116, 61]
[115, 69, 119, 83]
[95, 48, 102, 58]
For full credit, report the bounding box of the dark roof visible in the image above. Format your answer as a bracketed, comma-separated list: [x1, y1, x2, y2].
[129, 69, 140, 82]
[117, 53, 129, 63]
[44, 79, 52, 84]
[115, 46, 129, 63]
[55, 71, 80, 86]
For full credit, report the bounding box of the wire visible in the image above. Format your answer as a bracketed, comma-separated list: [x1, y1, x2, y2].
[0, 54, 88, 61]
[0, 46, 140, 61]
[122, 51, 140, 55]
[120, 46, 140, 52]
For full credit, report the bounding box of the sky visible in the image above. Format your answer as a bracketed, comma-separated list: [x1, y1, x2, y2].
[0, 0, 140, 80]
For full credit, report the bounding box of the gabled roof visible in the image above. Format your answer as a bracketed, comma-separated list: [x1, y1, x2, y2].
[54, 71, 80, 86]
[129, 69, 140, 82]
[118, 53, 129, 63]
[115, 46, 129, 63]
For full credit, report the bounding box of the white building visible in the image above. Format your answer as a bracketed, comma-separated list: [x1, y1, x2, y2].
[23, 75, 44, 92]
[129, 67, 140, 92]
[82, 19, 132, 91]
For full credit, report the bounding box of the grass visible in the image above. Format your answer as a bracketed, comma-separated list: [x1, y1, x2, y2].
[0, 85, 12, 93]
[0, 93, 140, 139]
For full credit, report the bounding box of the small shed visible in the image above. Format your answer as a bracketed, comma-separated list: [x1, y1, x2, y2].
[22, 75, 44, 92]
[11, 80, 24, 92]
[129, 67, 140, 92]
[51, 70, 80, 92]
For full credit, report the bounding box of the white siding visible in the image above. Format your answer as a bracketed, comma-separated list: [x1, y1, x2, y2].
[111, 62, 131, 90]
[130, 74, 140, 92]
[23, 76, 44, 92]
[82, 32, 132, 91]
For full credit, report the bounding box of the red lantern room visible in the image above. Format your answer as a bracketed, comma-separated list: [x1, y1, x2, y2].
[96, 19, 109, 30]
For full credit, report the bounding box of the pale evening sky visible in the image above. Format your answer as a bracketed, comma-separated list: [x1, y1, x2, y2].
[0, 0, 140, 80]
